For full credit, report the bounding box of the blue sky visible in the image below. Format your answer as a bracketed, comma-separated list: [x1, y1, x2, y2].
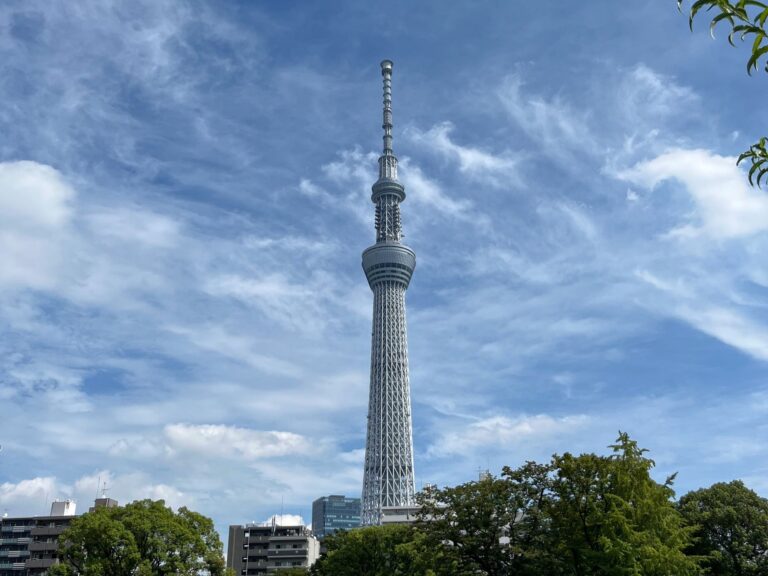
[1, 0, 768, 541]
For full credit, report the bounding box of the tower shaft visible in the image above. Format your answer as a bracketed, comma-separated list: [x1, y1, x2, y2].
[361, 60, 416, 526]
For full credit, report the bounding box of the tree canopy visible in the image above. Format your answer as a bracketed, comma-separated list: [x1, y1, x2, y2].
[415, 434, 701, 575]
[541, 433, 700, 575]
[49, 499, 231, 576]
[678, 480, 768, 575]
[310, 524, 444, 576]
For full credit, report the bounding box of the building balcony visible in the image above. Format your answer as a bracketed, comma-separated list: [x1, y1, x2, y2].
[0, 538, 30, 545]
[0, 551, 29, 559]
[0, 561, 27, 570]
[244, 555, 268, 563]
[29, 527, 66, 537]
[266, 549, 308, 558]
[0, 526, 33, 533]
[28, 541, 58, 552]
[25, 558, 55, 569]
[243, 535, 270, 544]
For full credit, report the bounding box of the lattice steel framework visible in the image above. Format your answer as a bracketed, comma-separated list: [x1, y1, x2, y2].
[361, 60, 416, 526]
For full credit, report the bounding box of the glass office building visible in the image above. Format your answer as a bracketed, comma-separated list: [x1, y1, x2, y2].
[311, 495, 361, 539]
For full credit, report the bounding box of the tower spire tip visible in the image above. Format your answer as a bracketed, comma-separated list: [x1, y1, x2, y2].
[378, 59, 396, 178]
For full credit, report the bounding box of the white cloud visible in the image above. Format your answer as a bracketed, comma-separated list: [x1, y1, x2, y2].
[0, 161, 75, 290]
[619, 148, 768, 239]
[86, 208, 180, 248]
[260, 514, 306, 527]
[398, 159, 472, 217]
[406, 122, 522, 185]
[676, 304, 768, 361]
[164, 423, 311, 460]
[1, 471, 191, 516]
[0, 161, 74, 227]
[298, 178, 335, 204]
[498, 73, 595, 157]
[619, 65, 698, 125]
[634, 268, 768, 363]
[163, 324, 300, 377]
[428, 413, 590, 458]
[72, 470, 189, 510]
[204, 274, 327, 332]
[0, 477, 58, 512]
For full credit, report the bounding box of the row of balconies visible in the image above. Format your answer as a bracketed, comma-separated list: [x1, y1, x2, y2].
[242, 547, 307, 557]
[266, 549, 308, 557]
[0, 561, 26, 569]
[0, 551, 29, 558]
[0, 539, 30, 546]
[0, 526, 32, 533]
[30, 527, 66, 537]
[28, 541, 58, 552]
[242, 535, 270, 542]
[25, 558, 55, 569]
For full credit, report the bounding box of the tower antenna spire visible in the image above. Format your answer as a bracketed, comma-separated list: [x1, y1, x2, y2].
[378, 60, 398, 181]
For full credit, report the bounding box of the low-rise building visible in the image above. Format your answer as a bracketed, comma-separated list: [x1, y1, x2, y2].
[0, 498, 118, 576]
[227, 524, 320, 575]
[0, 500, 77, 576]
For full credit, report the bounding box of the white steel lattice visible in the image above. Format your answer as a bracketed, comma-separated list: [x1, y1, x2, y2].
[360, 60, 416, 526]
[361, 281, 416, 525]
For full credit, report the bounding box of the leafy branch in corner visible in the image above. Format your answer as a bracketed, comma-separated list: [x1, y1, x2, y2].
[679, 0, 768, 186]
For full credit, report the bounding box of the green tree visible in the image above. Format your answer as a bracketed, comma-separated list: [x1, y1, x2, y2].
[47, 509, 140, 576]
[417, 464, 552, 576]
[49, 499, 231, 576]
[679, 0, 768, 186]
[417, 435, 700, 576]
[542, 433, 702, 575]
[310, 525, 443, 576]
[678, 480, 768, 575]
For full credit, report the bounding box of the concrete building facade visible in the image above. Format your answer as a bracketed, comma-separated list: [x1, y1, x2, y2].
[227, 524, 320, 575]
[0, 501, 77, 576]
[0, 498, 118, 576]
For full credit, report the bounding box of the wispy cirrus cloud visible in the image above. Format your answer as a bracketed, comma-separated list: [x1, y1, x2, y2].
[427, 413, 590, 458]
[497, 72, 596, 160]
[405, 122, 523, 187]
[1, 0, 767, 552]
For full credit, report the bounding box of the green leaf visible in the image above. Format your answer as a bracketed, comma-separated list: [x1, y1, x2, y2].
[757, 6, 768, 26]
[690, 0, 717, 29]
[747, 158, 765, 183]
[710, 11, 736, 36]
[746, 41, 768, 72]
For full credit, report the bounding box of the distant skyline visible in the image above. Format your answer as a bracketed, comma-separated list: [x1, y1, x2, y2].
[1, 0, 767, 546]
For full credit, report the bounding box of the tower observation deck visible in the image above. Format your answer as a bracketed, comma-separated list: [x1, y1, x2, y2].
[360, 60, 417, 526]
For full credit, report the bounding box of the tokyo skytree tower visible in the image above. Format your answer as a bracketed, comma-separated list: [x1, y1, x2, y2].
[360, 60, 417, 526]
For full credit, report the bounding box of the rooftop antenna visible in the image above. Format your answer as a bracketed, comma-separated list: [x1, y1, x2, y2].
[95, 475, 101, 500]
